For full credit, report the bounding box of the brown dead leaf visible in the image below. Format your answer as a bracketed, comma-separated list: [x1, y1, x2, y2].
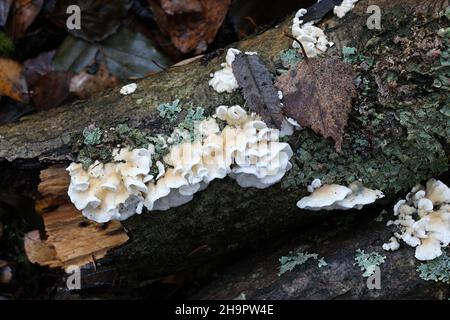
[70, 62, 120, 99]
[23, 51, 55, 87]
[6, 0, 44, 39]
[160, 0, 203, 14]
[0, 58, 29, 103]
[149, 0, 231, 54]
[31, 71, 74, 111]
[232, 53, 284, 128]
[276, 58, 356, 151]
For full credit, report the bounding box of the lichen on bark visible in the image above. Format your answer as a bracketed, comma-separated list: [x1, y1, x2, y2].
[282, 5, 449, 196]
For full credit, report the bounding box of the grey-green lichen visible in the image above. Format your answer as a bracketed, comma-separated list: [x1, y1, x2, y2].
[157, 99, 181, 122]
[278, 250, 327, 276]
[282, 9, 449, 196]
[317, 257, 328, 268]
[82, 126, 102, 146]
[233, 292, 247, 300]
[354, 249, 386, 277]
[178, 106, 206, 132]
[278, 250, 318, 276]
[75, 123, 160, 169]
[416, 253, 450, 284]
[279, 48, 302, 69]
[74, 103, 208, 170]
[342, 46, 357, 64]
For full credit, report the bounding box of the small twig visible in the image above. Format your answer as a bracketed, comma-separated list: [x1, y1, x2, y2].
[152, 59, 168, 71]
[284, 33, 309, 61]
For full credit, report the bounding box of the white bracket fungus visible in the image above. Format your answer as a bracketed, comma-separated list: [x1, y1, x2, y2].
[120, 83, 137, 95]
[208, 48, 257, 93]
[334, 0, 359, 19]
[384, 179, 450, 261]
[297, 180, 384, 211]
[67, 105, 293, 223]
[291, 8, 333, 58]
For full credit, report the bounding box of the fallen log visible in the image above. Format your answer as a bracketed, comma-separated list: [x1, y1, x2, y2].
[1, 0, 448, 294]
[193, 206, 450, 300]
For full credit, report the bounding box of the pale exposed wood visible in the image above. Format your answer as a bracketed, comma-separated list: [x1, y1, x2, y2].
[24, 167, 129, 271]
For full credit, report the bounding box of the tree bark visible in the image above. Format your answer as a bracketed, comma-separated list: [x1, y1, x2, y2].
[1, 0, 448, 297]
[193, 207, 450, 300]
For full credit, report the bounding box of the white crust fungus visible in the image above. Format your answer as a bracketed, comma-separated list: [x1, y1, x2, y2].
[68, 105, 293, 223]
[334, 0, 359, 18]
[291, 8, 333, 58]
[385, 179, 450, 261]
[297, 180, 384, 211]
[120, 83, 137, 95]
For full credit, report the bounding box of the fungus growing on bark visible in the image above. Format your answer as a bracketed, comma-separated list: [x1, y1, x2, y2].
[67, 105, 293, 222]
[291, 8, 333, 58]
[297, 181, 384, 211]
[120, 83, 137, 95]
[334, 0, 359, 18]
[208, 48, 256, 93]
[385, 179, 450, 261]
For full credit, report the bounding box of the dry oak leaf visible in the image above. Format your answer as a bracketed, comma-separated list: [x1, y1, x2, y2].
[275, 57, 356, 151]
[0, 58, 29, 103]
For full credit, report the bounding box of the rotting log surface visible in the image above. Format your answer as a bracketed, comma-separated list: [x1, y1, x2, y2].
[0, 0, 449, 295]
[193, 209, 450, 300]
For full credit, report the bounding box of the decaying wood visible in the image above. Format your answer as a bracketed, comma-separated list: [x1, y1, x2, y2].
[0, 0, 448, 297]
[24, 167, 129, 270]
[194, 211, 450, 300]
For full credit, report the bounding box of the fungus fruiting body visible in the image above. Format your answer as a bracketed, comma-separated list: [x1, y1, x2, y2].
[291, 9, 333, 58]
[297, 180, 384, 211]
[208, 48, 256, 93]
[334, 0, 359, 18]
[120, 83, 137, 95]
[68, 106, 293, 222]
[384, 179, 450, 261]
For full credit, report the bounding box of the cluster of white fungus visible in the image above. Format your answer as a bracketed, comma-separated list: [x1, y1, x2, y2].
[208, 50, 301, 137]
[333, 0, 359, 18]
[208, 48, 256, 93]
[291, 8, 333, 58]
[384, 179, 450, 261]
[297, 179, 384, 211]
[67, 106, 293, 223]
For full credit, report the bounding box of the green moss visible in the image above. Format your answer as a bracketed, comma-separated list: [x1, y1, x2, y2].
[416, 253, 450, 284]
[0, 32, 13, 56]
[354, 249, 386, 277]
